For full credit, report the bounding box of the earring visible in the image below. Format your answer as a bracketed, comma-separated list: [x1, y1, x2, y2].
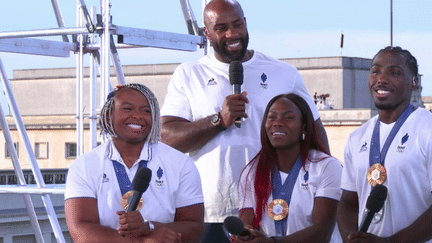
[302, 133, 305, 140]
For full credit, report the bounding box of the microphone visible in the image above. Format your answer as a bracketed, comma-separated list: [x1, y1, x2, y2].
[125, 167, 152, 213]
[359, 184, 388, 232]
[223, 216, 251, 237]
[229, 61, 244, 128]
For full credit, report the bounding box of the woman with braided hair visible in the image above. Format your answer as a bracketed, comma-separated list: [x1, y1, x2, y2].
[232, 93, 342, 243]
[65, 83, 204, 243]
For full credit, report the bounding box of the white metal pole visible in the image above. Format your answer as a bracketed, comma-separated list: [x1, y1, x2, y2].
[101, 0, 111, 107]
[0, 59, 66, 243]
[76, 4, 84, 156]
[0, 58, 45, 243]
[50, 0, 69, 42]
[203, 0, 210, 55]
[89, 6, 98, 149]
[0, 27, 88, 38]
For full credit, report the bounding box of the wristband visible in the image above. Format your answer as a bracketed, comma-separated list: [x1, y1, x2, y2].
[146, 220, 155, 233]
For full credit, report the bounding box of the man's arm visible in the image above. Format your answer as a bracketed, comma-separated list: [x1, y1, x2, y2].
[167, 204, 204, 243]
[66, 198, 181, 243]
[346, 206, 432, 243]
[161, 115, 222, 153]
[314, 118, 330, 154]
[386, 204, 432, 243]
[336, 190, 360, 243]
[338, 191, 432, 243]
[161, 92, 248, 153]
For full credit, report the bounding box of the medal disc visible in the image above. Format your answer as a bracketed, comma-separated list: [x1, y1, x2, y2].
[367, 163, 387, 187]
[267, 199, 289, 221]
[121, 191, 144, 211]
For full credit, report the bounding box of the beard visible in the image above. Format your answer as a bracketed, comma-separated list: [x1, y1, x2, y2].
[212, 33, 249, 62]
[374, 101, 394, 110]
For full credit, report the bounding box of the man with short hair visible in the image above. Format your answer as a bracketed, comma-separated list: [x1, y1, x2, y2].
[337, 46, 432, 243]
[160, 1, 329, 242]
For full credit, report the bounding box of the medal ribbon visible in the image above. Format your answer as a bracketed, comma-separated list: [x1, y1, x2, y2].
[369, 104, 414, 167]
[271, 156, 302, 236]
[112, 160, 148, 196]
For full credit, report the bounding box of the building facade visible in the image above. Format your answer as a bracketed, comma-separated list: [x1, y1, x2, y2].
[0, 56, 427, 171]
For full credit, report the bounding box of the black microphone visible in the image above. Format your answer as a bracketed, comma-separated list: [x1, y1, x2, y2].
[223, 216, 251, 237]
[359, 184, 388, 232]
[125, 167, 152, 213]
[229, 61, 244, 128]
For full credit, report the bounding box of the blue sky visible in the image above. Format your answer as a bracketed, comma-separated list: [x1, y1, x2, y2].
[1, 0, 431, 96]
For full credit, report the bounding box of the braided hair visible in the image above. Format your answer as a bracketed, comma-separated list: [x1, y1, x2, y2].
[372, 46, 418, 77]
[99, 83, 161, 144]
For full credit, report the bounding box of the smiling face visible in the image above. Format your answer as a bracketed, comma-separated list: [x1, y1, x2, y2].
[265, 97, 304, 151]
[203, 0, 249, 63]
[369, 50, 416, 120]
[111, 88, 152, 145]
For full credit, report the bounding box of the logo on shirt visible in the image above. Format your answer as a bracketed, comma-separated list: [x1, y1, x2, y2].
[155, 167, 164, 187]
[396, 133, 409, 153]
[207, 77, 217, 86]
[260, 73, 268, 89]
[102, 173, 109, 183]
[359, 142, 368, 152]
[301, 171, 309, 190]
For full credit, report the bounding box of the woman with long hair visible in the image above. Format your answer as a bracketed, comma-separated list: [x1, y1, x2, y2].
[233, 93, 342, 243]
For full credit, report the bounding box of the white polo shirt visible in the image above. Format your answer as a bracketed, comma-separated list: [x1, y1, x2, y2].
[65, 140, 204, 230]
[161, 51, 319, 222]
[341, 108, 432, 240]
[239, 149, 342, 242]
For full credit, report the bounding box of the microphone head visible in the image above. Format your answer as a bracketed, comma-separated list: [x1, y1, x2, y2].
[366, 184, 388, 213]
[132, 167, 152, 193]
[223, 216, 245, 235]
[229, 61, 244, 85]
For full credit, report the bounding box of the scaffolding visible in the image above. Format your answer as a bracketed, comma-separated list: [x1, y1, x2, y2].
[0, 0, 207, 242]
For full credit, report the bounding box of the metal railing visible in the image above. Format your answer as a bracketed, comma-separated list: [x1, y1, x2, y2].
[0, 0, 207, 242]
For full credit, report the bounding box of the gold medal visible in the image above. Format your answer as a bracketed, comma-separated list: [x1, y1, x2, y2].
[267, 199, 289, 221]
[121, 191, 144, 211]
[367, 163, 387, 187]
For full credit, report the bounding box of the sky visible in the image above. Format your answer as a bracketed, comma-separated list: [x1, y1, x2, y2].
[1, 0, 431, 96]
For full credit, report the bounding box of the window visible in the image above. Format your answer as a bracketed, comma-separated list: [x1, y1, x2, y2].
[65, 142, 77, 159]
[5, 142, 19, 159]
[35, 142, 49, 159]
[55, 174, 66, 184]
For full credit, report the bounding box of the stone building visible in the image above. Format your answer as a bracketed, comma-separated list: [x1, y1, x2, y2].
[0, 56, 427, 171]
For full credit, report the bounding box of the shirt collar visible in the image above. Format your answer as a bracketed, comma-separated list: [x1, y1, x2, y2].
[108, 140, 152, 167]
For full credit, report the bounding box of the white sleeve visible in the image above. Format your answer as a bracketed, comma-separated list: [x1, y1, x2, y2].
[316, 157, 342, 201]
[340, 135, 357, 192]
[175, 158, 204, 208]
[64, 158, 97, 200]
[239, 164, 256, 210]
[291, 71, 320, 121]
[160, 65, 193, 121]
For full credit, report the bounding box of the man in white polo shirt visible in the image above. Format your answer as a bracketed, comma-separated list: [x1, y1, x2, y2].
[337, 47, 432, 243]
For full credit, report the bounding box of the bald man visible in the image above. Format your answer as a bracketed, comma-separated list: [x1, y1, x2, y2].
[160, 1, 329, 242]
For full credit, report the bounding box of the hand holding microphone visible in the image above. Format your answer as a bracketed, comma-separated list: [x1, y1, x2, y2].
[359, 184, 388, 232]
[126, 167, 152, 212]
[119, 167, 152, 237]
[224, 216, 251, 237]
[229, 61, 244, 128]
